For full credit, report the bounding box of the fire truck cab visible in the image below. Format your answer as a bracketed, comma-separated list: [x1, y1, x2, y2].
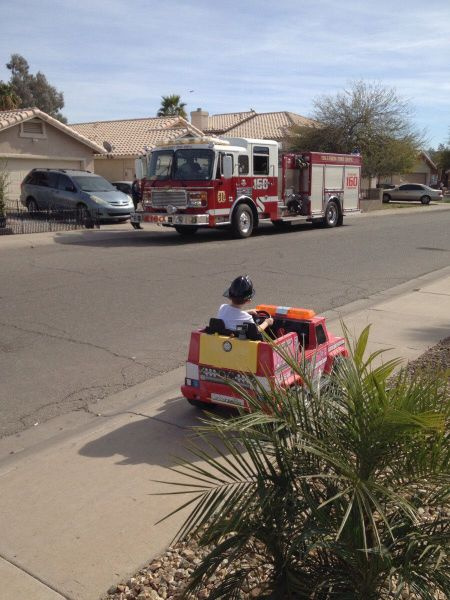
[131, 136, 361, 238]
[181, 304, 348, 410]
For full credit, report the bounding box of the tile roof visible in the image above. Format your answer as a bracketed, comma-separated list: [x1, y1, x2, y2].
[0, 108, 105, 153]
[205, 111, 255, 134]
[70, 116, 203, 157]
[207, 111, 315, 141]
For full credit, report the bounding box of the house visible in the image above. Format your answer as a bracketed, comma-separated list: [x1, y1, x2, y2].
[0, 108, 105, 202]
[70, 116, 203, 182]
[191, 108, 314, 146]
[70, 109, 314, 182]
[380, 152, 439, 187]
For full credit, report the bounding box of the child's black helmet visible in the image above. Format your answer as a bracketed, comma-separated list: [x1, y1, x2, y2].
[223, 275, 255, 300]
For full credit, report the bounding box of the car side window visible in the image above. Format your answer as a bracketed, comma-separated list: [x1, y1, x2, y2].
[38, 172, 50, 187]
[411, 185, 422, 190]
[47, 173, 59, 188]
[316, 324, 327, 345]
[57, 175, 75, 191]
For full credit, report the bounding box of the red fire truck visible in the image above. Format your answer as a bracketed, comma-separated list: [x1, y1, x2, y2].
[131, 136, 361, 238]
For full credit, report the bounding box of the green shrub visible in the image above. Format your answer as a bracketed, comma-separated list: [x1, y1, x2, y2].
[162, 326, 449, 599]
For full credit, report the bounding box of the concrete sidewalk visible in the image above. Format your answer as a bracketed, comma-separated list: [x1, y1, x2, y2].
[0, 267, 449, 600]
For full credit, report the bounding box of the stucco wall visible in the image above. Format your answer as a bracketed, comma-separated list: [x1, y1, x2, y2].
[94, 157, 136, 182]
[0, 120, 95, 170]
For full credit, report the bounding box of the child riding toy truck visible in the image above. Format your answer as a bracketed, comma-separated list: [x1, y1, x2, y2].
[181, 304, 347, 409]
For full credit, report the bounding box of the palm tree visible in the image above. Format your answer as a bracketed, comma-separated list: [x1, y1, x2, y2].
[157, 94, 187, 119]
[161, 326, 449, 599]
[0, 82, 21, 110]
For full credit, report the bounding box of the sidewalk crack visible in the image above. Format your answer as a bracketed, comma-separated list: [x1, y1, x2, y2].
[0, 553, 73, 599]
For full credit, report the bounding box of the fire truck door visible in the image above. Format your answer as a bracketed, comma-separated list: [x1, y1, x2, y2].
[344, 167, 360, 210]
[310, 165, 324, 214]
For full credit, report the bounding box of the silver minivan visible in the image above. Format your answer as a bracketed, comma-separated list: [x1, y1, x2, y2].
[20, 169, 134, 221]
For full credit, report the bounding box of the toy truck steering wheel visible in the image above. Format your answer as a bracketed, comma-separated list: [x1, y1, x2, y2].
[253, 310, 271, 325]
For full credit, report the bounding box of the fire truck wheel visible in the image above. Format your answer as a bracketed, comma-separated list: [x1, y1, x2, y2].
[174, 225, 198, 236]
[323, 200, 339, 228]
[232, 204, 254, 238]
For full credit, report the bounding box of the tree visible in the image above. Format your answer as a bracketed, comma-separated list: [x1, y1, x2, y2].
[428, 140, 450, 183]
[0, 82, 20, 110]
[157, 94, 187, 119]
[0, 160, 10, 226]
[162, 328, 448, 599]
[3, 54, 66, 123]
[288, 81, 424, 179]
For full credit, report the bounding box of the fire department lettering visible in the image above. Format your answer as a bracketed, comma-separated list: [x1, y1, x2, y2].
[254, 178, 269, 190]
[217, 190, 226, 203]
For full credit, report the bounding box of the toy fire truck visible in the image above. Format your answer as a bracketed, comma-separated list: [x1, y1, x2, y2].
[181, 305, 348, 410]
[131, 136, 361, 238]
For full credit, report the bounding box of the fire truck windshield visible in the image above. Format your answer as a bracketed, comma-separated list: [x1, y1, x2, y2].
[148, 148, 214, 181]
[173, 149, 214, 181]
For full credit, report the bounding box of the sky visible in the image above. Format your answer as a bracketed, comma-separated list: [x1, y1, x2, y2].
[1, 0, 449, 148]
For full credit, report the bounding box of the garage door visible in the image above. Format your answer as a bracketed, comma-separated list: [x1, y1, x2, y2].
[5, 158, 83, 203]
[402, 172, 427, 184]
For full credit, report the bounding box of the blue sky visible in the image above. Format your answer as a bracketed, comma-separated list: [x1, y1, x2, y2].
[1, 0, 449, 147]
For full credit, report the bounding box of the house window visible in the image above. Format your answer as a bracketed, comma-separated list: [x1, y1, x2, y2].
[20, 119, 47, 139]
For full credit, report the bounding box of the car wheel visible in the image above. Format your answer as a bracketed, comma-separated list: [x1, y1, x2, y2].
[174, 225, 198, 236]
[323, 200, 339, 227]
[231, 204, 254, 238]
[382, 193, 391, 203]
[420, 195, 431, 205]
[27, 198, 38, 212]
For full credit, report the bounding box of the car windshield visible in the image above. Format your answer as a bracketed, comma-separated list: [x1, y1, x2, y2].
[72, 176, 116, 192]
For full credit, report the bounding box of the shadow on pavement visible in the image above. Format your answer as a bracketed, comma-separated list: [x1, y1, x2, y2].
[79, 395, 237, 467]
[52, 222, 322, 248]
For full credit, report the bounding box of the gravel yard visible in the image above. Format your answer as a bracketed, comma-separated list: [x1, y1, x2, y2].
[105, 338, 449, 600]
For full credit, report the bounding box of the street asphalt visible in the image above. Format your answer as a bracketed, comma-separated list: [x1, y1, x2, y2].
[1, 203, 450, 439]
[0, 261, 449, 600]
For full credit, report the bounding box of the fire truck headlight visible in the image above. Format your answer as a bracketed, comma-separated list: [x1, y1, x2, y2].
[187, 191, 207, 207]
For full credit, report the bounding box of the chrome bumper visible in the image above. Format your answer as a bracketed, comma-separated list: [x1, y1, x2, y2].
[131, 211, 209, 227]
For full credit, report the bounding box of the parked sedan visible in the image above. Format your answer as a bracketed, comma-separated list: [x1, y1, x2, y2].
[382, 184, 443, 205]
